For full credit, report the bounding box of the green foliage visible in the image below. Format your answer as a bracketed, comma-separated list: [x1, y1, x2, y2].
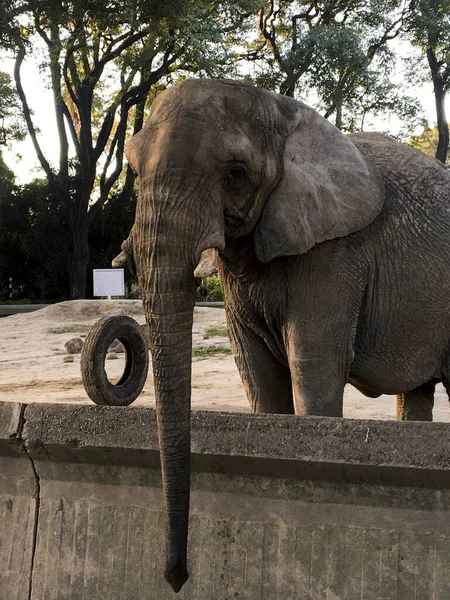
[242, 0, 421, 132]
[0, 0, 260, 297]
[206, 326, 228, 337]
[0, 0, 19, 48]
[205, 275, 224, 302]
[409, 124, 450, 164]
[0, 151, 14, 186]
[404, 0, 450, 162]
[192, 346, 232, 359]
[87, 189, 137, 297]
[0, 71, 25, 145]
[0, 179, 71, 300]
[406, 0, 450, 51]
[2, 0, 449, 303]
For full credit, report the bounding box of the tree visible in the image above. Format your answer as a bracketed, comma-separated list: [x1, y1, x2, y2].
[0, 179, 71, 300]
[0, 69, 25, 193]
[406, 0, 450, 163]
[87, 187, 137, 297]
[0, 71, 25, 146]
[409, 123, 450, 162]
[2, 0, 255, 298]
[241, 0, 420, 132]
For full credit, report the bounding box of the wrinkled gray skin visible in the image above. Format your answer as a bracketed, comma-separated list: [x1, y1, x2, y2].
[117, 79, 450, 592]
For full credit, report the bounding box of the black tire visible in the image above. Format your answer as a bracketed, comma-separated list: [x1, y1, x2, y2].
[81, 315, 149, 406]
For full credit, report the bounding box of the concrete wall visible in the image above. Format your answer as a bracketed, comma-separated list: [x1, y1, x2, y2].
[0, 403, 36, 600]
[1, 401, 450, 599]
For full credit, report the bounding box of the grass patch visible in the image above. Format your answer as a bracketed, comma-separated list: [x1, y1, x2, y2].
[47, 325, 91, 335]
[206, 326, 228, 337]
[192, 346, 232, 359]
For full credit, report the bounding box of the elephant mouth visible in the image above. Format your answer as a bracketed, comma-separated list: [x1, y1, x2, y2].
[224, 211, 243, 235]
[224, 198, 255, 235]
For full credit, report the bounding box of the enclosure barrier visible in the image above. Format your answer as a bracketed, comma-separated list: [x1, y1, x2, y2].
[1, 400, 450, 599]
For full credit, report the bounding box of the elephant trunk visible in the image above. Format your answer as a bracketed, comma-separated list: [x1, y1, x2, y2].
[134, 205, 222, 592]
[139, 234, 196, 591]
[143, 284, 194, 593]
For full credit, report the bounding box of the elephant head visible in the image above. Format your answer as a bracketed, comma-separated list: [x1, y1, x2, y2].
[115, 79, 384, 592]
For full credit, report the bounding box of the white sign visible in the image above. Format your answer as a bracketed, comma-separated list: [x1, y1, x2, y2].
[93, 269, 125, 299]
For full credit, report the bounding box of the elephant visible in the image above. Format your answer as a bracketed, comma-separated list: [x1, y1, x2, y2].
[111, 79, 450, 592]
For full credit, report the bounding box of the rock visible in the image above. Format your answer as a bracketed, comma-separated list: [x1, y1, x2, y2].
[63, 355, 74, 363]
[108, 339, 125, 353]
[65, 337, 84, 354]
[106, 352, 118, 360]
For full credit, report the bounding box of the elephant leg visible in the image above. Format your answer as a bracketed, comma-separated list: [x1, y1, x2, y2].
[288, 350, 348, 417]
[227, 319, 294, 414]
[286, 309, 355, 417]
[396, 381, 435, 421]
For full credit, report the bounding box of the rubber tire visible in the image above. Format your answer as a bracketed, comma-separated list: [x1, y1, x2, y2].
[81, 315, 149, 406]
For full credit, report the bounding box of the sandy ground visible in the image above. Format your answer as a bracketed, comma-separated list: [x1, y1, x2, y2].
[0, 300, 448, 421]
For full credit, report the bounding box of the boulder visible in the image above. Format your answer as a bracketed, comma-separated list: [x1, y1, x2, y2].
[64, 337, 84, 354]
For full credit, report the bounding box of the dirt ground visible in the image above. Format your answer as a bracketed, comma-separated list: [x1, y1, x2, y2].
[0, 299, 448, 421]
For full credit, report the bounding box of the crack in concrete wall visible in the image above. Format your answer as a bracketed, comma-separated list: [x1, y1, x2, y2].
[0, 402, 39, 600]
[15, 406, 41, 600]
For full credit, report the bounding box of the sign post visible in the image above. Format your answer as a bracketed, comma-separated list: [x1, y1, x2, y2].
[93, 269, 125, 300]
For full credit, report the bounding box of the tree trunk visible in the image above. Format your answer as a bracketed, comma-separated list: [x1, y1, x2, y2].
[427, 47, 449, 164]
[280, 74, 295, 97]
[70, 223, 90, 299]
[335, 101, 343, 130]
[434, 84, 449, 164]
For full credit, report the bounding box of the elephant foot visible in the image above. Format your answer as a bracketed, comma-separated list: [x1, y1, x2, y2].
[396, 381, 435, 422]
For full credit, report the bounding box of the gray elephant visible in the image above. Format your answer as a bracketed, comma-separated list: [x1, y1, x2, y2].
[111, 79, 450, 592]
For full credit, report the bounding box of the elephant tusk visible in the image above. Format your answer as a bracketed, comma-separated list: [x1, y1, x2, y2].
[112, 251, 127, 268]
[193, 247, 219, 278]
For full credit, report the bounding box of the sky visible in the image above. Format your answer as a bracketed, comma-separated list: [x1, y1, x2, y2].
[1, 45, 448, 184]
[2, 54, 60, 183]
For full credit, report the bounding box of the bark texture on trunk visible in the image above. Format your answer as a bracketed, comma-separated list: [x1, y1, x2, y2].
[70, 224, 90, 299]
[434, 85, 449, 165]
[427, 46, 449, 165]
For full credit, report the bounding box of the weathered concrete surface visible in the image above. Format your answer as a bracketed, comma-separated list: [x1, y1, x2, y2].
[1, 401, 450, 599]
[0, 402, 37, 600]
[13, 403, 449, 599]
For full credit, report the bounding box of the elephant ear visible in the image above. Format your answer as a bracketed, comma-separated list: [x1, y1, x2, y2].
[254, 101, 385, 263]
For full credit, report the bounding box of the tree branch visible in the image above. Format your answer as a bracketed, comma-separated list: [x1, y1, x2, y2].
[89, 27, 151, 82]
[93, 67, 138, 161]
[63, 27, 84, 109]
[259, 3, 284, 69]
[61, 102, 82, 158]
[48, 21, 69, 186]
[367, 7, 407, 61]
[32, 6, 52, 47]
[13, 45, 55, 186]
[77, 28, 92, 79]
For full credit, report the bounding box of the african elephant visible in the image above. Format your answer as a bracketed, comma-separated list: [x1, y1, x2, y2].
[113, 79, 450, 592]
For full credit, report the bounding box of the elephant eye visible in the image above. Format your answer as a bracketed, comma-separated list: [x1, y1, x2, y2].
[223, 165, 247, 191]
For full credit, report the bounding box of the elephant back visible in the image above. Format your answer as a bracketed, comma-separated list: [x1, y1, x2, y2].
[348, 132, 450, 214]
